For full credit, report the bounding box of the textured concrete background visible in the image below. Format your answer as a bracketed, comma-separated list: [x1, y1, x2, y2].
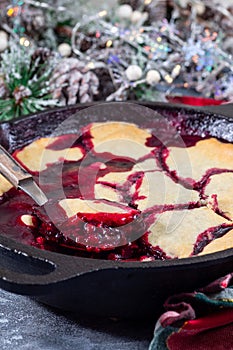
[1, 289, 154, 350]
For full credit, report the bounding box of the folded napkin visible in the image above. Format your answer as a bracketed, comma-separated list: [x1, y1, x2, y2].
[150, 273, 233, 350]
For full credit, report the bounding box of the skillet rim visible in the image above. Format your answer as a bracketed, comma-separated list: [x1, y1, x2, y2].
[0, 100, 233, 274]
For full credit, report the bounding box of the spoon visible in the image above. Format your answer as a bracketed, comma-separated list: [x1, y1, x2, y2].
[0, 144, 138, 250]
[0, 144, 48, 206]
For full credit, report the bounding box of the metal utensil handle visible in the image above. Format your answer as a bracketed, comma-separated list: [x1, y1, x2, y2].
[0, 144, 31, 188]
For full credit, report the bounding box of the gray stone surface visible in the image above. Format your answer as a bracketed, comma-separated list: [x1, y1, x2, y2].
[0, 289, 154, 350]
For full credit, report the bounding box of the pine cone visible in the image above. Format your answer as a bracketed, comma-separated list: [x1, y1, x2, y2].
[51, 58, 99, 105]
[21, 5, 46, 33]
[32, 47, 53, 64]
[1, 3, 46, 43]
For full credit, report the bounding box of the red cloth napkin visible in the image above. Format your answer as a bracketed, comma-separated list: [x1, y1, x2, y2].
[149, 274, 233, 350]
[166, 95, 227, 106]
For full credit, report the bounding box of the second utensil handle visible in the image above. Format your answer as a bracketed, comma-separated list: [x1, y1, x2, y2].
[0, 145, 32, 188]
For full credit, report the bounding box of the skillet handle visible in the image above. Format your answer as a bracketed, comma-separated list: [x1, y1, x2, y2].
[0, 235, 107, 295]
[0, 144, 31, 188]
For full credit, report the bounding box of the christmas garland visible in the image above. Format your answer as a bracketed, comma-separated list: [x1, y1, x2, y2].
[0, 0, 233, 120]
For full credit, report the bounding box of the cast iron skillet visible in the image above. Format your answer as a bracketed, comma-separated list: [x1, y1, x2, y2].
[0, 101, 233, 319]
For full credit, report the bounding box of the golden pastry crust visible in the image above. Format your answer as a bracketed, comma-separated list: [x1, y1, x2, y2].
[136, 172, 199, 211]
[97, 158, 160, 188]
[0, 174, 13, 196]
[59, 198, 133, 218]
[147, 207, 229, 258]
[15, 137, 83, 172]
[133, 158, 159, 172]
[97, 170, 133, 187]
[90, 122, 153, 159]
[94, 183, 122, 203]
[205, 172, 233, 220]
[166, 138, 233, 182]
[198, 230, 233, 256]
[21, 214, 35, 226]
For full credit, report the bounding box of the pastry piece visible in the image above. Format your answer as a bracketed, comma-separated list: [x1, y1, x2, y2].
[166, 138, 233, 184]
[94, 183, 122, 203]
[59, 198, 139, 226]
[14, 137, 83, 172]
[198, 230, 233, 256]
[97, 158, 160, 185]
[146, 207, 230, 259]
[20, 214, 35, 227]
[89, 122, 153, 159]
[95, 158, 163, 205]
[204, 172, 233, 220]
[55, 198, 141, 249]
[0, 174, 13, 196]
[97, 170, 133, 188]
[135, 171, 199, 211]
[133, 158, 159, 172]
[96, 159, 157, 191]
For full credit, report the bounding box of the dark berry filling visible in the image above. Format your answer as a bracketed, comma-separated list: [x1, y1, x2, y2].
[0, 122, 233, 261]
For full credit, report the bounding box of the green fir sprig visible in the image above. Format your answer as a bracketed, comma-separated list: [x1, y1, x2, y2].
[0, 43, 59, 121]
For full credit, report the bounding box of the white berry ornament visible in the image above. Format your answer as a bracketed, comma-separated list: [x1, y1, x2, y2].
[117, 4, 133, 20]
[131, 10, 143, 24]
[58, 43, 72, 57]
[125, 65, 143, 81]
[146, 70, 161, 85]
[193, 2, 206, 15]
[0, 31, 8, 52]
[177, 0, 189, 8]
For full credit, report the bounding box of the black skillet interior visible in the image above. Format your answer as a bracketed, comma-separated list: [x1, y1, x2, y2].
[0, 101, 233, 319]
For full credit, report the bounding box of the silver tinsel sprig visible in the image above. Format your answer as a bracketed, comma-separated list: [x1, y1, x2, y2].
[70, 1, 233, 102]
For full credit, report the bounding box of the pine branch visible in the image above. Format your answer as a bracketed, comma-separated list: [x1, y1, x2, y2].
[0, 43, 60, 121]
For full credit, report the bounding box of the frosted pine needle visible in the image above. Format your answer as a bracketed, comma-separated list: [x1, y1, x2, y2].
[0, 43, 59, 121]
